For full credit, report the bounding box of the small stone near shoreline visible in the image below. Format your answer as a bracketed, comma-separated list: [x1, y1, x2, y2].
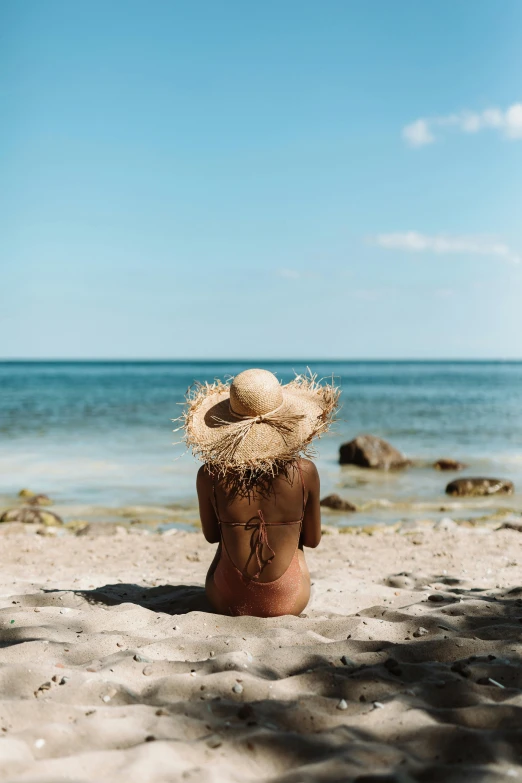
[434, 458, 467, 471]
[498, 520, 522, 533]
[18, 489, 53, 505]
[445, 478, 514, 497]
[339, 435, 410, 470]
[320, 494, 357, 512]
[0, 507, 64, 526]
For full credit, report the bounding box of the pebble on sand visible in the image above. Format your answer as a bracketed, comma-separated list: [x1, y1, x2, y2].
[428, 593, 457, 603]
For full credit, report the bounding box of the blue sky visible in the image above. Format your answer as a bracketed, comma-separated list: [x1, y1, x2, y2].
[1, 0, 521, 359]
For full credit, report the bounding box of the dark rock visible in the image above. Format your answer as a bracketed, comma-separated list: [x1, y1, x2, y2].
[434, 458, 467, 471]
[133, 653, 152, 663]
[0, 507, 63, 526]
[499, 521, 522, 532]
[451, 662, 472, 678]
[445, 478, 514, 497]
[320, 494, 356, 512]
[237, 704, 254, 720]
[428, 593, 457, 603]
[339, 435, 409, 470]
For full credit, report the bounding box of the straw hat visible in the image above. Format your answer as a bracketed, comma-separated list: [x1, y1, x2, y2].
[180, 369, 339, 480]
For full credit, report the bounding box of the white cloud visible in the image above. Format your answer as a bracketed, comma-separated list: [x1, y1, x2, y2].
[403, 103, 522, 147]
[505, 104, 522, 138]
[373, 232, 521, 264]
[402, 119, 435, 147]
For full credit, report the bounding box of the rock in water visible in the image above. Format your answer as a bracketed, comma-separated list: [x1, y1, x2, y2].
[320, 494, 356, 512]
[339, 435, 409, 470]
[434, 458, 467, 471]
[0, 507, 64, 525]
[445, 478, 514, 497]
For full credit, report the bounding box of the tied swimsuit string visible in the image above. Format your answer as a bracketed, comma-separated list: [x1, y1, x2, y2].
[212, 462, 306, 581]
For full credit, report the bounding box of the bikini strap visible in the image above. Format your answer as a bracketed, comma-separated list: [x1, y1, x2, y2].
[250, 509, 276, 579]
[213, 480, 271, 580]
[212, 468, 303, 581]
[212, 480, 221, 523]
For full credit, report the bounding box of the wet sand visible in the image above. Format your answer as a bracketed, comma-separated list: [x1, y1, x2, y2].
[1, 523, 522, 782]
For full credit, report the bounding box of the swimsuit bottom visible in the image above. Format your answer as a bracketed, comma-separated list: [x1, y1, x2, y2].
[212, 542, 303, 617]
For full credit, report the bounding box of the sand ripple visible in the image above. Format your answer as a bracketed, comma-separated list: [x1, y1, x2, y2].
[1, 527, 522, 781]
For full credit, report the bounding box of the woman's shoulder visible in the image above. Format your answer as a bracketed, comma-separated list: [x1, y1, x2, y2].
[196, 464, 214, 491]
[297, 458, 319, 484]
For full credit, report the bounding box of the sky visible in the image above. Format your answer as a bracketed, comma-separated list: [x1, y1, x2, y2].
[1, 0, 522, 360]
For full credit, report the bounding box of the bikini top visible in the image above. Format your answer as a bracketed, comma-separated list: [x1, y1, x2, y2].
[212, 462, 306, 580]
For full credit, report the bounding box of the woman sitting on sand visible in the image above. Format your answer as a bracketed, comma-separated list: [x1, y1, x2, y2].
[181, 369, 338, 617]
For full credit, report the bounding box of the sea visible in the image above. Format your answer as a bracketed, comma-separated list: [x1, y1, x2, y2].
[1, 360, 522, 529]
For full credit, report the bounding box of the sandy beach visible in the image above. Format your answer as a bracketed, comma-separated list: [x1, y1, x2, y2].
[4, 0, 522, 774]
[1, 521, 522, 782]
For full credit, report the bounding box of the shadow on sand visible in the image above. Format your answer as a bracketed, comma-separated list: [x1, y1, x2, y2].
[45, 582, 214, 615]
[33, 580, 522, 781]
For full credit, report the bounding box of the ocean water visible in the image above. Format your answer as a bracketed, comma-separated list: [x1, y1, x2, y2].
[1, 361, 522, 527]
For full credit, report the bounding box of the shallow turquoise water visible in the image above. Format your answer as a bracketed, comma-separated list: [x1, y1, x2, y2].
[1, 361, 522, 524]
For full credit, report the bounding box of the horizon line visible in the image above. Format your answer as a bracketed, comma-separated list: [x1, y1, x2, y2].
[2, 358, 522, 364]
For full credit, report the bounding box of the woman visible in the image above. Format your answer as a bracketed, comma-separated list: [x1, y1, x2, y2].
[181, 368, 338, 617]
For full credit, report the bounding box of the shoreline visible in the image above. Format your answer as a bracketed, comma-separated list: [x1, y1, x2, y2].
[2, 486, 522, 537]
[1, 525, 522, 781]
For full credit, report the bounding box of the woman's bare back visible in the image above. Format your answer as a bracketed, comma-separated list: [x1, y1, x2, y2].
[198, 459, 322, 582]
[197, 459, 321, 616]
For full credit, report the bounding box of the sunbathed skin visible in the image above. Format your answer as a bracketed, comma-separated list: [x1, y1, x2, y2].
[197, 458, 322, 616]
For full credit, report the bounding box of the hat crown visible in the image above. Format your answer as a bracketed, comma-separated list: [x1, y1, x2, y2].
[229, 369, 283, 417]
